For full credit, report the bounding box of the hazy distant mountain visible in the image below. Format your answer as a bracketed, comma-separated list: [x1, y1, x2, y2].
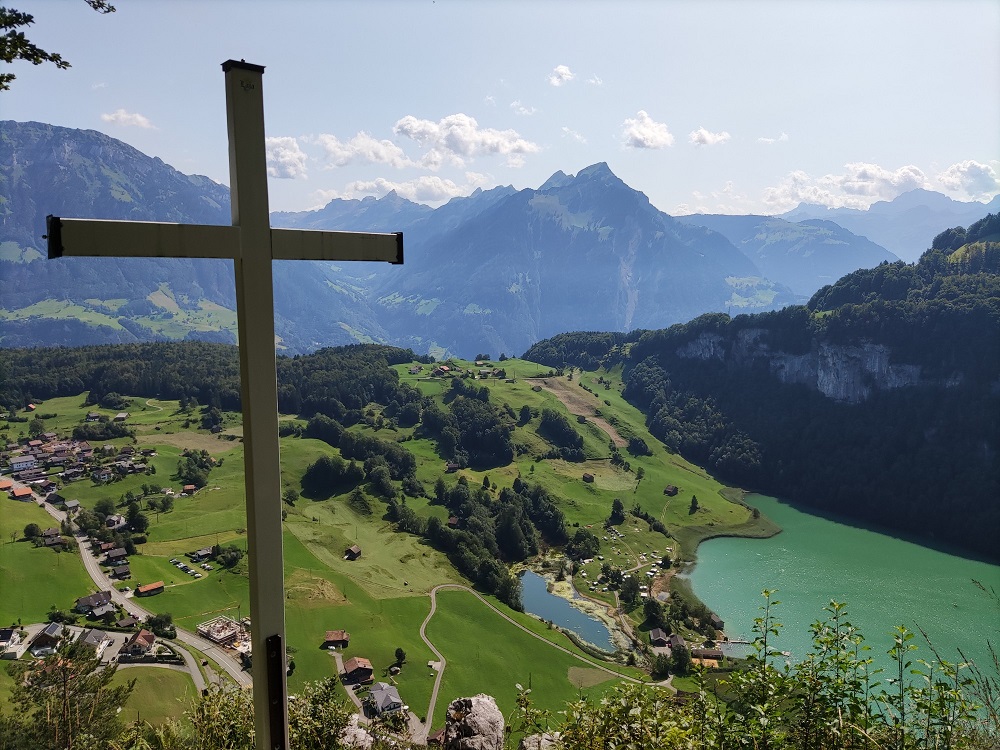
[781, 189, 1000, 262]
[675, 214, 898, 297]
[1, 122, 793, 355]
[366, 163, 792, 356]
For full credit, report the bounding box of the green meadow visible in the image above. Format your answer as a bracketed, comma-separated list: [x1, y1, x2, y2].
[4, 358, 776, 721]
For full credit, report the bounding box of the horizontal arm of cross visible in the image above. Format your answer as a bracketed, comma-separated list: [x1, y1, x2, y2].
[46, 216, 403, 264]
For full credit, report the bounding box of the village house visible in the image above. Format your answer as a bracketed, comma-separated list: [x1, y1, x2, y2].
[105, 514, 127, 530]
[344, 545, 362, 561]
[122, 629, 156, 656]
[63, 499, 80, 513]
[92, 468, 112, 483]
[322, 630, 350, 649]
[46, 492, 65, 506]
[691, 647, 725, 660]
[668, 633, 687, 651]
[0, 478, 11, 492]
[111, 564, 131, 580]
[189, 547, 213, 562]
[42, 527, 61, 540]
[366, 682, 404, 715]
[106, 548, 128, 564]
[341, 656, 374, 684]
[85, 412, 101, 422]
[135, 581, 164, 597]
[34, 479, 57, 495]
[75, 591, 113, 615]
[649, 628, 669, 647]
[10, 455, 36, 471]
[77, 628, 112, 659]
[709, 613, 725, 631]
[0, 627, 22, 653]
[30, 622, 64, 655]
[115, 616, 138, 629]
[44, 534, 67, 549]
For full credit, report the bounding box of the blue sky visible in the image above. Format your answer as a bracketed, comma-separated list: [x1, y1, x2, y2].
[5, 0, 999, 214]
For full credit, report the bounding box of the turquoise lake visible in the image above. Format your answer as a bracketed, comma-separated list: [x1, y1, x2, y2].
[688, 494, 1000, 674]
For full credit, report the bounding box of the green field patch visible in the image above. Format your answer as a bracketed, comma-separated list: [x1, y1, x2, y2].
[286, 568, 347, 607]
[111, 666, 197, 726]
[0, 499, 97, 624]
[567, 666, 616, 689]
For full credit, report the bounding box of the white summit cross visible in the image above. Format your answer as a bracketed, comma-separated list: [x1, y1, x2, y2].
[45, 60, 403, 749]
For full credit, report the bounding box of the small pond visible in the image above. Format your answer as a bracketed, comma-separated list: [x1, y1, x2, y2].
[520, 570, 615, 651]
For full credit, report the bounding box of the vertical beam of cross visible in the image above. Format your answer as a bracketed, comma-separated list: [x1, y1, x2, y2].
[222, 59, 288, 749]
[45, 61, 403, 749]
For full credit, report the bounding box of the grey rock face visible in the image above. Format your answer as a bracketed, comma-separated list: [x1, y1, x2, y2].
[444, 694, 505, 750]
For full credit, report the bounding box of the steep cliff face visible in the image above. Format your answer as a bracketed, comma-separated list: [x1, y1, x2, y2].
[676, 329, 929, 403]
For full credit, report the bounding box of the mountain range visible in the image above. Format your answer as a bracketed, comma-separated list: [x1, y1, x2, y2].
[2, 120, 996, 356]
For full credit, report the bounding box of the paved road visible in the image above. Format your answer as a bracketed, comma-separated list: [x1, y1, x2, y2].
[30, 487, 252, 688]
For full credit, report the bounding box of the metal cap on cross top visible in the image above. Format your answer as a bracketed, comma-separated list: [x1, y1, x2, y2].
[43, 60, 404, 750]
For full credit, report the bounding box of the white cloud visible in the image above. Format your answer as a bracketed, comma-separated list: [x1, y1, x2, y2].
[548, 65, 575, 86]
[484, 95, 496, 106]
[393, 113, 540, 167]
[587, 75, 603, 86]
[308, 188, 345, 208]
[561, 127, 586, 144]
[265, 136, 308, 179]
[689, 127, 731, 146]
[828, 162, 928, 197]
[510, 100, 536, 116]
[313, 132, 415, 169]
[758, 132, 789, 145]
[100, 108, 154, 129]
[936, 160, 1000, 199]
[346, 172, 490, 203]
[91, 82, 107, 90]
[761, 162, 931, 212]
[621, 110, 674, 149]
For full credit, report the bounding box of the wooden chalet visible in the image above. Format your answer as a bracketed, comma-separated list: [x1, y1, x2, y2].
[322, 630, 350, 649]
[341, 656, 373, 684]
[344, 545, 362, 561]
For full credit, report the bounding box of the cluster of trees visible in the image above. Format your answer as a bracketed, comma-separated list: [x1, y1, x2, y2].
[176, 448, 215, 488]
[537, 408, 586, 461]
[0, 341, 428, 418]
[419, 382, 514, 468]
[389, 475, 570, 609]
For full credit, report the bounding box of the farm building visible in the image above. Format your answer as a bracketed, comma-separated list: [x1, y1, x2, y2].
[136, 581, 164, 597]
[663, 485, 679, 496]
[341, 656, 374, 684]
[322, 630, 350, 649]
[582, 473, 595, 483]
[11, 486, 32, 500]
[344, 545, 362, 561]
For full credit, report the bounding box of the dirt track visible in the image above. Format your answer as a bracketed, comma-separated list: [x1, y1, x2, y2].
[533, 377, 627, 447]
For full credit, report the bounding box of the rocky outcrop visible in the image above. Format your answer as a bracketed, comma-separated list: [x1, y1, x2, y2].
[444, 694, 505, 750]
[519, 732, 562, 749]
[677, 329, 929, 404]
[339, 714, 374, 749]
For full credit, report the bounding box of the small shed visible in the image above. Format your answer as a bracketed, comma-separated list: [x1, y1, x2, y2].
[344, 545, 362, 561]
[322, 630, 350, 649]
[582, 473, 595, 483]
[663, 485, 679, 496]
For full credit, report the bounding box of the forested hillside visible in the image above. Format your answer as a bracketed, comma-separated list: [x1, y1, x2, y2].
[526, 216, 1000, 560]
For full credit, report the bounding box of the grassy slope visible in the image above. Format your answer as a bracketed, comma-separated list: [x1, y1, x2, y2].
[110, 666, 198, 726]
[0, 499, 97, 625]
[3, 359, 777, 723]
